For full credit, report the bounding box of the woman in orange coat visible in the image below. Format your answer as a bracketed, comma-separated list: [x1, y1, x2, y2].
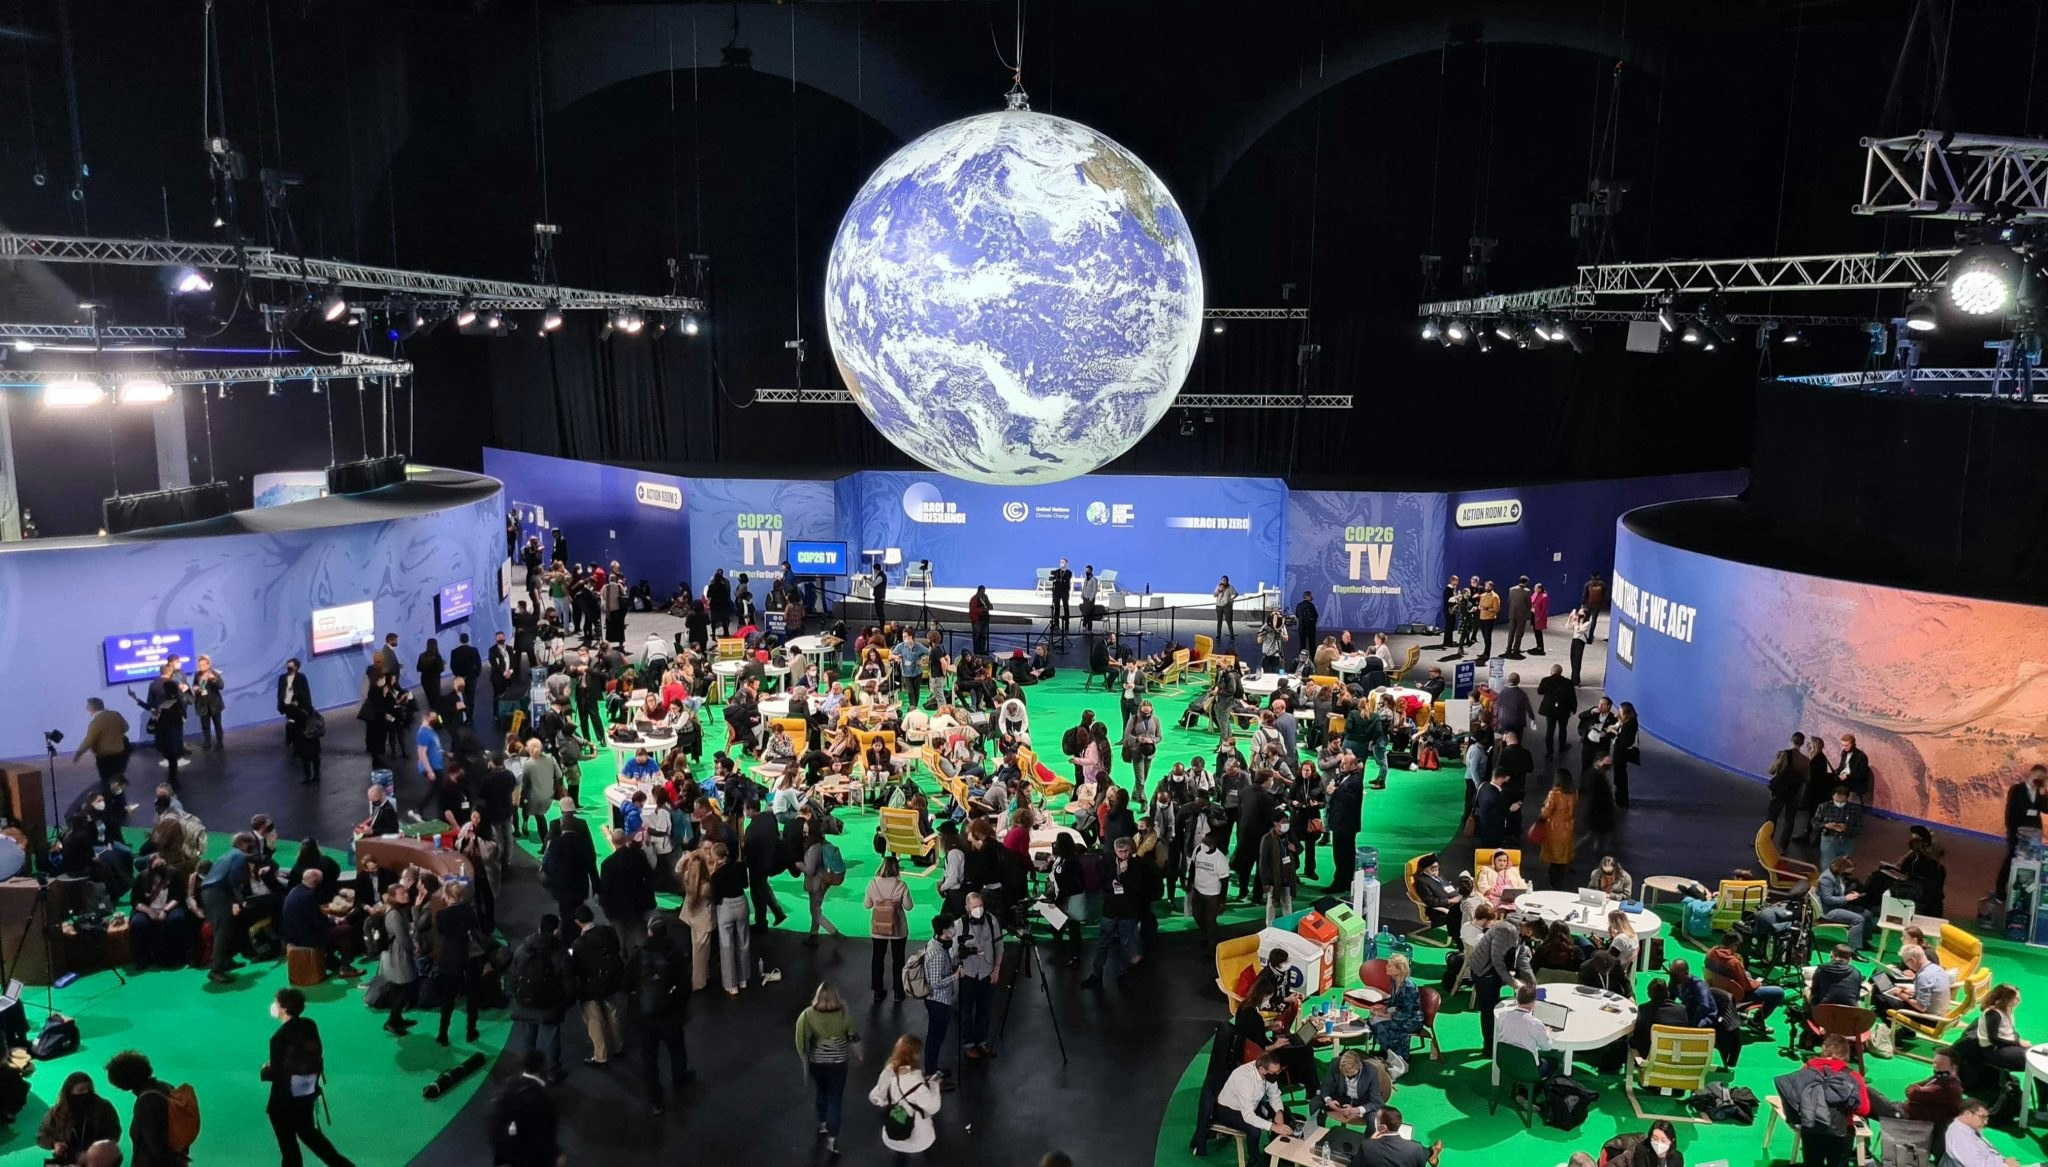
[1538, 769, 1579, 888]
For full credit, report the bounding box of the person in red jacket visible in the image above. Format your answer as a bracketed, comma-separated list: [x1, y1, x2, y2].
[1704, 931, 1789, 1020]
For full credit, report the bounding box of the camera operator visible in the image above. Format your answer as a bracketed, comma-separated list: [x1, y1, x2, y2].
[955, 891, 1003, 1061]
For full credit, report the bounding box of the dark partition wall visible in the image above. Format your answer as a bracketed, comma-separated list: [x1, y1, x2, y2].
[1746, 383, 2048, 604]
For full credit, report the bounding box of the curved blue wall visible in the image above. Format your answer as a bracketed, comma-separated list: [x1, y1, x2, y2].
[0, 485, 509, 758]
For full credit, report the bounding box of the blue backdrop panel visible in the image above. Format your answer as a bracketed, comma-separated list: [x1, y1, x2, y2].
[0, 492, 507, 759]
[1444, 471, 1746, 607]
[1282, 490, 1446, 630]
[684, 477, 840, 587]
[834, 471, 1287, 593]
[483, 448, 692, 589]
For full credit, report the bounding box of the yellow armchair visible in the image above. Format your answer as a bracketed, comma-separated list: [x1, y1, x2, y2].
[1937, 923, 1983, 982]
[1755, 822, 1818, 895]
[1216, 933, 1262, 1014]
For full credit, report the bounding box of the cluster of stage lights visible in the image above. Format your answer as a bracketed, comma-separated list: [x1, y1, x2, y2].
[41, 376, 175, 408]
[1418, 313, 1590, 353]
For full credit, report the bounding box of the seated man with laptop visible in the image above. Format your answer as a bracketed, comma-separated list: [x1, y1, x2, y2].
[1214, 1053, 1301, 1148]
[1871, 944, 1952, 1022]
[1496, 984, 1565, 1077]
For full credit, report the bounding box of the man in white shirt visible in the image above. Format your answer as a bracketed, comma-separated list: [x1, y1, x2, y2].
[1496, 984, 1562, 1076]
[1943, 1097, 2022, 1167]
[1214, 1053, 1292, 1146]
[1875, 945, 1953, 1020]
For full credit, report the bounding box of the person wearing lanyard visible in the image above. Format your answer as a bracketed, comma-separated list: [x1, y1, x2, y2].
[955, 891, 1003, 1061]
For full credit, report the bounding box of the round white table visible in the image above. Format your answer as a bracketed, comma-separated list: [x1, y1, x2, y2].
[758, 695, 791, 720]
[2025, 1046, 2048, 1112]
[1490, 986, 1637, 1083]
[1332, 652, 1372, 678]
[1242, 673, 1286, 697]
[609, 731, 677, 766]
[1366, 685, 1434, 709]
[786, 634, 837, 657]
[1514, 889, 1666, 972]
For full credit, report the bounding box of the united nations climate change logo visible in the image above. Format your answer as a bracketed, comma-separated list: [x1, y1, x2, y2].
[1085, 501, 1109, 526]
[1002, 501, 1029, 523]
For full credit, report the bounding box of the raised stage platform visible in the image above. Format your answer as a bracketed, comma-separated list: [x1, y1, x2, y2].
[840, 584, 1279, 626]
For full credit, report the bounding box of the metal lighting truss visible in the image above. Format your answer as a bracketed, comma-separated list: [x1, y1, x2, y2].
[752, 386, 1350, 409]
[0, 322, 187, 341]
[1857, 131, 2048, 220]
[1204, 308, 1310, 320]
[0, 232, 701, 312]
[1778, 367, 2048, 392]
[5, 354, 412, 387]
[1417, 250, 1959, 317]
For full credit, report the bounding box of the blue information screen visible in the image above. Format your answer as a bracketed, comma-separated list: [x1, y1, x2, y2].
[785, 540, 849, 576]
[437, 579, 474, 626]
[102, 628, 196, 686]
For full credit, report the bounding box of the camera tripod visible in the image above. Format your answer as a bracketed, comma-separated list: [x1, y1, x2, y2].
[994, 905, 1068, 1064]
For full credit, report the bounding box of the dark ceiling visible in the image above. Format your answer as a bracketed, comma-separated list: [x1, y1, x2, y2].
[0, 0, 2039, 535]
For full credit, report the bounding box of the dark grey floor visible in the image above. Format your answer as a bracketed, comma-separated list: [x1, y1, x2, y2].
[9, 619, 2005, 1167]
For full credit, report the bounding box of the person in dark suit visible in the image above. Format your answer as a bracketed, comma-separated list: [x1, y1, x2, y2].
[1048, 558, 1073, 632]
[1612, 702, 1641, 808]
[741, 810, 790, 929]
[541, 806, 600, 924]
[261, 987, 355, 1167]
[1535, 665, 1577, 758]
[1315, 1049, 1388, 1128]
[141, 662, 189, 787]
[450, 634, 482, 707]
[1504, 576, 1533, 658]
[375, 634, 402, 684]
[1474, 771, 1518, 848]
[277, 659, 313, 754]
[434, 881, 484, 1045]
[1835, 733, 1872, 804]
[1294, 592, 1318, 657]
[1325, 759, 1364, 894]
[1408, 853, 1460, 930]
[626, 915, 694, 1115]
[488, 1050, 561, 1167]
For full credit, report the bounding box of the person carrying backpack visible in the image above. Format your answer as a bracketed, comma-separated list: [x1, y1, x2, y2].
[508, 915, 573, 1081]
[570, 904, 627, 1066]
[104, 1049, 198, 1167]
[625, 915, 694, 1116]
[260, 988, 355, 1167]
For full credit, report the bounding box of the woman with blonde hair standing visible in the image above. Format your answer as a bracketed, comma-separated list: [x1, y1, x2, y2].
[676, 846, 716, 991]
[795, 982, 862, 1155]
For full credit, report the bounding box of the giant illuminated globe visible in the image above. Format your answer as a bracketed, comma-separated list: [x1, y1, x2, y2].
[824, 109, 1204, 484]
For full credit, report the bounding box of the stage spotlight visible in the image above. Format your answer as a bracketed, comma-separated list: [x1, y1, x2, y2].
[267, 379, 281, 397]
[319, 290, 349, 323]
[12, 340, 35, 352]
[1445, 317, 1469, 344]
[1904, 287, 1938, 333]
[1864, 320, 1890, 358]
[619, 310, 646, 336]
[1656, 293, 1677, 333]
[455, 300, 479, 328]
[43, 378, 105, 408]
[1554, 319, 1590, 354]
[1211, 322, 1226, 335]
[600, 319, 616, 341]
[1493, 318, 1515, 341]
[1779, 327, 1806, 346]
[541, 304, 564, 333]
[173, 268, 213, 294]
[1680, 320, 1703, 345]
[485, 310, 506, 332]
[681, 313, 702, 337]
[1947, 243, 2020, 316]
[1475, 330, 1494, 353]
[1530, 317, 1555, 342]
[1178, 411, 1196, 437]
[1203, 408, 1214, 424]
[117, 377, 172, 405]
[1420, 317, 1439, 342]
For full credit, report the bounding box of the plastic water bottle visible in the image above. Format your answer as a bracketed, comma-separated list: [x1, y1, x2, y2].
[1363, 928, 1380, 963]
[1315, 1141, 1333, 1165]
[1374, 925, 1396, 962]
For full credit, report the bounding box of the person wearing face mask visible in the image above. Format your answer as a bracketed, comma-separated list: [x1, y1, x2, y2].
[277, 658, 313, 754]
[261, 987, 356, 1167]
[1617, 1119, 1683, 1167]
[1257, 809, 1300, 925]
[1213, 1053, 1296, 1149]
[35, 1071, 121, 1165]
[954, 891, 1003, 1059]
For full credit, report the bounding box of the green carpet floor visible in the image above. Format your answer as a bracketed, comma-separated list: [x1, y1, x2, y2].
[0, 834, 508, 1167]
[537, 671, 1469, 942]
[1151, 925, 2048, 1167]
